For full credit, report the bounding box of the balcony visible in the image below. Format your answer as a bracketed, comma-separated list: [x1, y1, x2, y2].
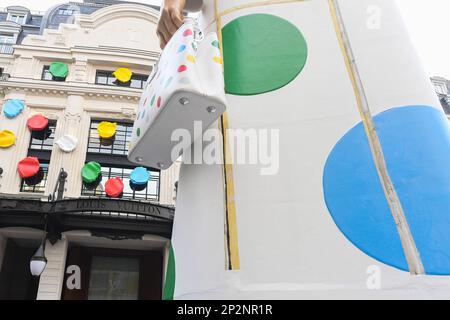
[0, 44, 13, 54]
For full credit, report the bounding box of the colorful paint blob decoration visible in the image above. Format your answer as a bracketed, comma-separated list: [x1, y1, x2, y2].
[130, 167, 150, 185]
[27, 115, 49, 131]
[113, 68, 133, 83]
[97, 121, 117, 139]
[222, 14, 308, 95]
[178, 44, 187, 53]
[211, 40, 220, 49]
[18, 157, 40, 179]
[0, 130, 16, 148]
[130, 167, 150, 191]
[323, 105, 450, 275]
[49, 62, 69, 80]
[55, 134, 78, 153]
[157, 97, 162, 108]
[81, 161, 102, 184]
[3, 99, 25, 119]
[178, 65, 187, 73]
[105, 177, 124, 198]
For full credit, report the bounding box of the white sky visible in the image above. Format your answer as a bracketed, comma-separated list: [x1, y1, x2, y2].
[1, 0, 449, 78]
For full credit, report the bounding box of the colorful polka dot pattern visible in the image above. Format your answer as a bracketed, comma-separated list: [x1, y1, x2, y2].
[132, 23, 224, 145]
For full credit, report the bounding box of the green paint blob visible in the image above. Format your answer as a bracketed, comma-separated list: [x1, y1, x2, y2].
[163, 244, 176, 300]
[81, 161, 101, 184]
[222, 14, 308, 95]
[49, 62, 69, 78]
[137, 128, 141, 137]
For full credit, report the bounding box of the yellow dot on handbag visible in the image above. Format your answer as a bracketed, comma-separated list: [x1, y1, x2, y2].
[187, 55, 196, 63]
[213, 56, 223, 65]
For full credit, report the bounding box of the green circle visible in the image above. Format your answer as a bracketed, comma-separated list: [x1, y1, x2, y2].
[137, 128, 141, 137]
[222, 14, 308, 96]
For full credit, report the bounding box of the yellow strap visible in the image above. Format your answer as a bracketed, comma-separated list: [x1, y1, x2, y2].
[215, 0, 241, 271]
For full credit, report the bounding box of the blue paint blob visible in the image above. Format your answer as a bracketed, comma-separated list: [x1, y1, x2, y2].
[178, 44, 187, 53]
[130, 167, 150, 185]
[3, 99, 25, 119]
[323, 105, 450, 275]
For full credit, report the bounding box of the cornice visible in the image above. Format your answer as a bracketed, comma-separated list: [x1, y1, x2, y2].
[0, 78, 142, 101]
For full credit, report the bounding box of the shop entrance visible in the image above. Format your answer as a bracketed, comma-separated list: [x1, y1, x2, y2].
[0, 238, 40, 300]
[63, 246, 163, 300]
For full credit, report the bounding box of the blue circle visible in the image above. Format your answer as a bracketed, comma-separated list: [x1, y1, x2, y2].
[323, 105, 450, 275]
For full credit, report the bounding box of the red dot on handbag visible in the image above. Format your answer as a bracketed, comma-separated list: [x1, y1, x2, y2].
[178, 65, 187, 73]
[183, 29, 193, 37]
[157, 97, 162, 108]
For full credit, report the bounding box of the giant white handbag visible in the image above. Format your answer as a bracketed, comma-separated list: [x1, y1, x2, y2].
[128, 18, 227, 170]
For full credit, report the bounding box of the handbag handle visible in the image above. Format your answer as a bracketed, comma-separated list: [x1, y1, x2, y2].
[147, 18, 204, 86]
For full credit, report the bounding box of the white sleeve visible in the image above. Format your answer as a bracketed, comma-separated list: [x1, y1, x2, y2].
[185, 0, 204, 12]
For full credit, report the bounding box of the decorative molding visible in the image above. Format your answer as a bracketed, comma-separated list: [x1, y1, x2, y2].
[0, 79, 142, 101]
[75, 4, 160, 30]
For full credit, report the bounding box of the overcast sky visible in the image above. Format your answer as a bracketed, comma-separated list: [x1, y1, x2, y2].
[1, 0, 449, 78]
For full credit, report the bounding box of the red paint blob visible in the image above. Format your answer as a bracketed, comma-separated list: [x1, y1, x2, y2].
[183, 29, 193, 37]
[157, 97, 162, 108]
[178, 65, 187, 73]
[18, 157, 40, 178]
[105, 177, 124, 198]
[27, 115, 49, 131]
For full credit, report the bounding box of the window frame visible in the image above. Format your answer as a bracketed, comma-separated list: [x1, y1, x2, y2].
[20, 120, 57, 194]
[95, 70, 148, 89]
[83, 120, 161, 202]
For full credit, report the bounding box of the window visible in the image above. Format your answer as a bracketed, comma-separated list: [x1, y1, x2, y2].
[82, 165, 160, 201]
[41, 66, 53, 81]
[41, 65, 66, 82]
[0, 34, 14, 54]
[57, 9, 75, 16]
[82, 120, 160, 201]
[20, 162, 49, 193]
[8, 14, 26, 24]
[20, 121, 56, 194]
[0, 34, 14, 45]
[95, 71, 148, 89]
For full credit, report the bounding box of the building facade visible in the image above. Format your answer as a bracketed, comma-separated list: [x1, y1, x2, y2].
[0, 1, 180, 300]
[431, 76, 450, 115]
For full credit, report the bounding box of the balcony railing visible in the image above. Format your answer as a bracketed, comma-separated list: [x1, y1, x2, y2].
[0, 44, 13, 54]
[0, 73, 10, 81]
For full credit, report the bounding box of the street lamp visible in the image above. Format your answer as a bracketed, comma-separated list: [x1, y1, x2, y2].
[30, 244, 47, 277]
[30, 214, 48, 277]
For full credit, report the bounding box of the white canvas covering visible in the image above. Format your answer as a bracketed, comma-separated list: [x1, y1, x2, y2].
[167, 0, 450, 299]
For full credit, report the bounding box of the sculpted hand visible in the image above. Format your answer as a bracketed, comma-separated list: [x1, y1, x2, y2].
[157, 0, 186, 49]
